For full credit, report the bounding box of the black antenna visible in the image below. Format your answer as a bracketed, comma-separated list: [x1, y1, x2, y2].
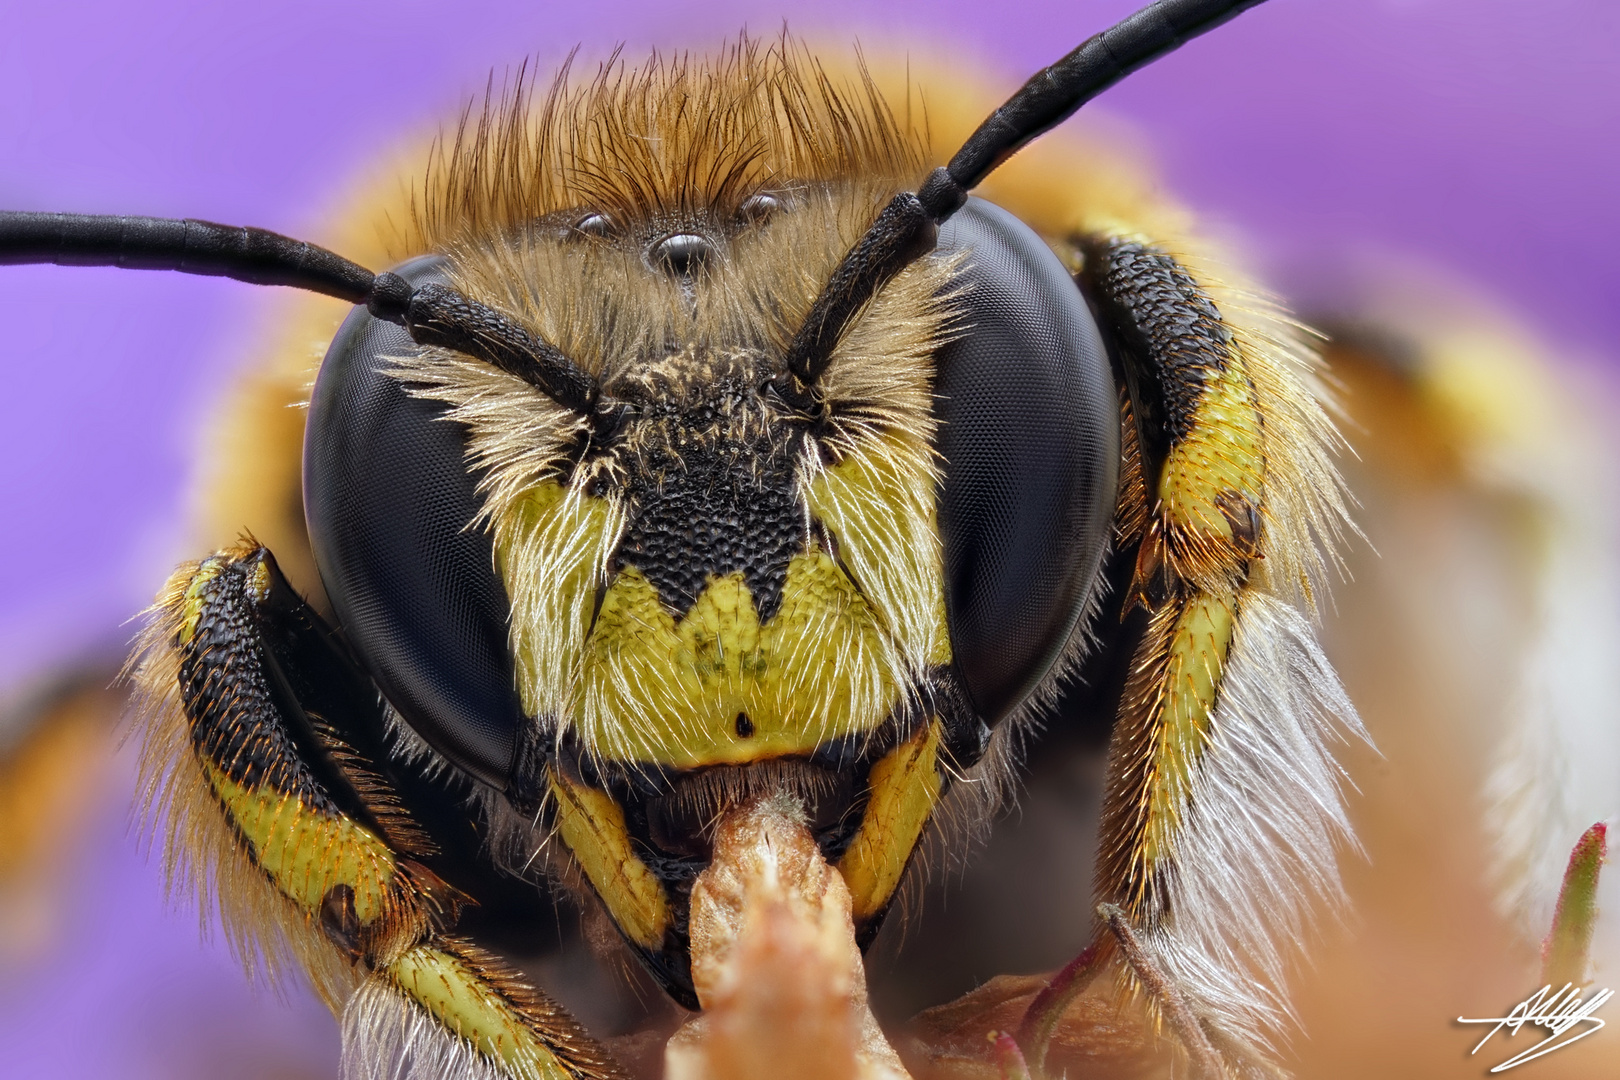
[0, 211, 598, 415]
[783, 0, 1270, 395]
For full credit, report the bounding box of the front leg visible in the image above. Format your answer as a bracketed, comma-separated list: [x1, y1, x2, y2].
[130, 540, 626, 1080]
[1040, 235, 1364, 1071]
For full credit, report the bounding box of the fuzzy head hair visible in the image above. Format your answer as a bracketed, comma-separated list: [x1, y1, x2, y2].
[390, 39, 963, 775]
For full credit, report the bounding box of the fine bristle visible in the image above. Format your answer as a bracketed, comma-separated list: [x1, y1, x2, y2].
[390, 41, 960, 773]
[125, 559, 364, 1011]
[1141, 594, 1364, 1055]
[410, 36, 924, 253]
[131, 29, 1375, 1074]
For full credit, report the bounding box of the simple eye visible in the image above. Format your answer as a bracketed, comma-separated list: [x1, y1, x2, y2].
[932, 198, 1119, 725]
[650, 232, 713, 277]
[573, 212, 612, 238]
[737, 192, 780, 224]
[304, 255, 524, 788]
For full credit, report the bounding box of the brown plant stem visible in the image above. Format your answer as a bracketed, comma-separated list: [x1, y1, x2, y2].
[1013, 931, 1108, 1078]
[1099, 903, 1225, 1080]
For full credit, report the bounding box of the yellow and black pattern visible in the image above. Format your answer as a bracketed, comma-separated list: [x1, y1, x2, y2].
[346, 938, 624, 1080]
[538, 700, 968, 1002]
[1080, 236, 1266, 907]
[88, 38, 1368, 1076]
[1082, 237, 1265, 600]
[407, 222, 959, 776]
[1073, 232, 1362, 1058]
[131, 541, 628, 1080]
[837, 718, 945, 929]
[344, 49, 1354, 1051]
[375, 53, 973, 988]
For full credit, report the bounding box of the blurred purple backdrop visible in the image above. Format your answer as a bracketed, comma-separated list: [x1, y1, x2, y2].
[0, 0, 1616, 1076]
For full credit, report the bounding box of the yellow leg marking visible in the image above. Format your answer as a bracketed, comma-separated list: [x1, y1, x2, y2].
[386, 944, 579, 1080]
[1140, 595, 1236, 869]
[838, 720, 943, 923]
[1159, 361, 1264, 534]
[174, 548, 274, 647]
[175, 560, 229, 646]
[547, 770, 670, 947]
[1154, 357, 1266, 585]
[206, 764, 399, 921]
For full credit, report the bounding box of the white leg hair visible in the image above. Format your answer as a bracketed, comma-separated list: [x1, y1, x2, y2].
[1142, 594, 1367, 1055]
[342, 977, 515, 1080]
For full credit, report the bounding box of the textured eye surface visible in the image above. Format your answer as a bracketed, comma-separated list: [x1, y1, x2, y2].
[304, 255, 524, 788]
[933, 198, 1119, 725]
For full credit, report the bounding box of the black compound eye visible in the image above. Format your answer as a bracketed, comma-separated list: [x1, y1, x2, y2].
[304, 255, 525, 789]
[932, 198, 1119, 725]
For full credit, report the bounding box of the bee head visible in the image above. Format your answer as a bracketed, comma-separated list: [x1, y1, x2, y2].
[302, 49, 1115, 805]
[0, 0, 1271, 1008]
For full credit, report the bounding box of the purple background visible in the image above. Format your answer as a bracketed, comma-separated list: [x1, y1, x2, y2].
[0, 1, 1616, 1076]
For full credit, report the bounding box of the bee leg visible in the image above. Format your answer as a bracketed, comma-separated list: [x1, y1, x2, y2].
[1075, 235, 1267, 604]
[130, 540, 628, 1080]
[1054, 236, 1362, 1070]
[1097, 904, 1223, 1080]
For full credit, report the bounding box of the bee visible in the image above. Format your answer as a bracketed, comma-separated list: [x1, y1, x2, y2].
[0, 1, 1368, 1077]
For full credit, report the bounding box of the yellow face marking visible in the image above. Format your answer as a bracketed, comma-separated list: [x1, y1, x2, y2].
[495, 481, 619, 724]
[385, 945, 576, 1080]
[1141, 595, 1235, 869]
[580, 554, 901, 768]
[838, 719, 943, 923]
[804, 431, 951, 669]
[204, 764, 398, 921]
[493, 427, 950, 771]
[547, 769, 670, 947]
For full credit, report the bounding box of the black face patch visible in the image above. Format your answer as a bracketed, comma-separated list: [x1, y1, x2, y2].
[608, 355, 807, 622]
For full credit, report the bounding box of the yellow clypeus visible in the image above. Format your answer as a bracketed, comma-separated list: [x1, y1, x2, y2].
[497, 431, 950, 770]
[578, 553, 903, 768]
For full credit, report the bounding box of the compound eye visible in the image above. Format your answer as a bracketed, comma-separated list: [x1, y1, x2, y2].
[304, 255, 524, 789]
[933, 199, 1119, 725]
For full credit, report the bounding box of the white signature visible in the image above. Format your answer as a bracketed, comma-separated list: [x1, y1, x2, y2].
[1458, 984, 1613, 1072]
